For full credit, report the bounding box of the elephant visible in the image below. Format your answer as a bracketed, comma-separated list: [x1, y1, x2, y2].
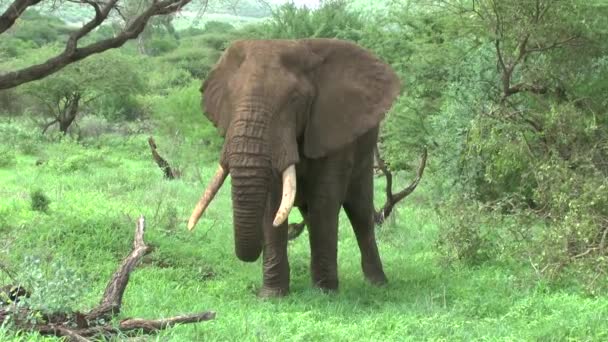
[187, 38, 401, 297]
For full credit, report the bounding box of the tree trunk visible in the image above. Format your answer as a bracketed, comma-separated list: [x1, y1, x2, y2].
[59, 93, 81, 135]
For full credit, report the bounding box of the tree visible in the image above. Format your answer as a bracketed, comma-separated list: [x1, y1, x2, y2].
[24, 51, 145, 134]
[0, 0, 193, 90]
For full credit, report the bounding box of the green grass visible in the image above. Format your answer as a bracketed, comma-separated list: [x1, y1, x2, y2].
[1, 120, 607, 341]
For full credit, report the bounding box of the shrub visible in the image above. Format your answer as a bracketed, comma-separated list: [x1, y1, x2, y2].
[0, 145, 16, 168]
[15, 256, 88, 315]
[255, 0, 363, 40]
[147, 36, 179, 56]
[203, 21, 235, 34]
[159, 43, 222, 79]
[30, 189, 50, 213]
[435, 199, 501, 266]
[144, 81, 223, 161]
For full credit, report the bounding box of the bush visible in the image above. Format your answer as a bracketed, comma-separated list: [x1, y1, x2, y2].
[0, 145, 16, 168]
[15, 256, 88, 315]
[146, 63, 193, 92]
[159, 43, 222, 79]
[179, 27, 206, 37]
[203, 21, 235, 34]
[147, 36, 179, 56]
[30, 189, 50, 213]
[144, 81, 223, 157]
[435, 199, 502, 266]
[11, 10, 70, 46]
[255, 0, 363, 40]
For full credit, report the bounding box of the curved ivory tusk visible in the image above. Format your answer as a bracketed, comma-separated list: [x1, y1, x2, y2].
[187, 165, 228, 231]
[273, 164, 296, 227]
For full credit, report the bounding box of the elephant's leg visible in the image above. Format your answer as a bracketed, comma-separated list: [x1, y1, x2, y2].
[343, 167, 387, 286]
[306, 157, 351, 291]
[307, 199, 341, 291]
[259, 181, 290, 298]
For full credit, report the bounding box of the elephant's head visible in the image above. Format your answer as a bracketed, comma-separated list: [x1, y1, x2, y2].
[187, 39, 400, 262]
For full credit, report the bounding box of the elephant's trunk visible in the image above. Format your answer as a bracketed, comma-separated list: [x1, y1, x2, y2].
[226, 104, 272, 262]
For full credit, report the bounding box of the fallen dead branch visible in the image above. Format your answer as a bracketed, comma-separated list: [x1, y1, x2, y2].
[148, 137, 180, 179]
[0, 216, 215, 340]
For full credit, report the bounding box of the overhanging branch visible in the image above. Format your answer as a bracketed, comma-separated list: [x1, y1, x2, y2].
[0, 0, 192, 90]
[0, 0, 43, 34]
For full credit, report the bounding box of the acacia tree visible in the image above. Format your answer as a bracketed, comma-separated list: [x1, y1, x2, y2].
[24, 51, 145, 134]
[0, 0, 194, 90]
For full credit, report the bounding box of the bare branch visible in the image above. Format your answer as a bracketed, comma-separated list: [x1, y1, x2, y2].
[526, 36, 578, 53]
[505, 82, 547, 96]
[148, 136, 179, 179]
[86, 215, 151, 321]
[41, 119, 59, 134]
[0, 0, 43, 34]
[374, 147, 428, 225]
[0, 215, 215, 339]
[392, 148, 428, 203]
[65, 0, 116, 54]
[0, 0, 192, 90]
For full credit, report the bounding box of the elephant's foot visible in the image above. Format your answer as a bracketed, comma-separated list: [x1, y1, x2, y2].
[363, 265, 388, 286]
[257, 286, 289, 299]
[312, 277, 339, 293]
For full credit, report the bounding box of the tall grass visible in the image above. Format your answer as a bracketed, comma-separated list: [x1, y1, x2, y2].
[1, 119, 607, 341]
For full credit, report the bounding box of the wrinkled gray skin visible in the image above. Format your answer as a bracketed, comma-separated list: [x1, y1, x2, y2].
[199, 38, 401, 297]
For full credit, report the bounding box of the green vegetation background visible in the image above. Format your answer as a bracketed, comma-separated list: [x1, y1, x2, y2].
[1, 0, 607, 340]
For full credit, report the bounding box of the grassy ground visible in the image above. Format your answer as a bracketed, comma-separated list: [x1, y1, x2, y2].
[1, 121, 607, 341]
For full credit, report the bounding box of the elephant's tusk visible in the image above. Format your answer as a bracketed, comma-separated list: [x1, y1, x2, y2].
[187, 164, 228, 231]
[273, 164, 296, 227]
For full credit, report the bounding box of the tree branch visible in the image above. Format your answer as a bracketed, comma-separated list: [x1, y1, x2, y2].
[0, 0, 192, 90]
[41, 119, 59, 134]
[374, 147, 427, 225]
[85, 215, 151, 321]
[148, 136, 179, 179]
[0, 0, 42, 34]
[1, 215, 215, 339]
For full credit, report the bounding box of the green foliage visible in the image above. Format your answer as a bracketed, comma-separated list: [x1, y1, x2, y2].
[9, 10, 70, 46]
[412, 0, 608, 285]
[2, 0, 608, 339]
[436, 200, 500, 266]
[158, 38, 224, 79]
[146, 36, 179, 56]
[43, 145, 117, 173]
[30, 189, 50, 213]
[203, 20, 236, 34]
[23, 50, 146, 123]
[1, 117, 608, 340]
[143, 81, 222, 153]
[16, 256, 88, 315]
[0, 38, 37, 58]
[0, 145, 16, 168]
[257, 0, 363, 40]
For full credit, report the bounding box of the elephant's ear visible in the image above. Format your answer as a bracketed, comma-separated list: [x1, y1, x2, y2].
[201, 40, 246, 136]
[301, 39, 401, 158]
